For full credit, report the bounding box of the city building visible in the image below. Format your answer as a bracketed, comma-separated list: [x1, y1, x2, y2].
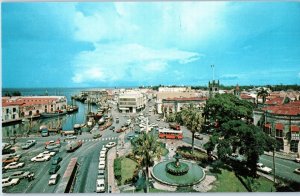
[161, 97, 208, 116]
[2, 96, 67, 124]
[156, 90, 198, 114]
[208, 80, 219, 98]
[253, 101, 300, 154]
[118, 91, 146, 113]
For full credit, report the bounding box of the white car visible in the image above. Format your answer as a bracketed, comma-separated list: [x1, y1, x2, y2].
[98, 161, 105, 169]
[48, 174, 60, 185]
[257, 163, 272, 174]
[99, 153, 106, 158]
[106, 142, 116, 148]
[2, 177, 20, 187]
[295, 157, 300, 163]
[96, 179, 105, 193]
[101, 147, 107, 153]
[99, 157, 105, 161]
[43, 151, 56, 157]
[31, 154, 51, 162]
[4, 162, 25, 170]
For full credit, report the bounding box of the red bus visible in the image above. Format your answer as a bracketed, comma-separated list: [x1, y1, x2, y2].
[159, 128, 183, 139]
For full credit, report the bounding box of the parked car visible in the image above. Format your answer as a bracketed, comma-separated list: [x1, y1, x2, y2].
[98, 160, 105, 170]
[48, 174, 60, 185]
[98, 169, 105, 179]
[49, 164, 60, 175]
[21, 140, 36, 150]
[31, 154, 51, 162]
[127, 134, 137, 140]
[99, 157, 105, 162]
[257, 163, 272, 174]
[101, 147, 107, 153]
[43, 151, 56, 157]
[2, 177, 19, 187]
[99, 152, 106, 158]
[2, 155, 20, 165]
[294, 168, 300, 175]
[96, 179, 105, 193]
[10, 171, 34, 179]
[52, 156, 62, 165]
[106, 142, 116, 148]
[194, 133, 203, 140]
[110, 126, 115, 130]
[295, 157, 300, 163]
[4, 162, 25, 170]
[93, 133, 102, 139]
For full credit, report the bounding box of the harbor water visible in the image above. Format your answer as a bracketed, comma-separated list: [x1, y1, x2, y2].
[2, 88, 99, 138]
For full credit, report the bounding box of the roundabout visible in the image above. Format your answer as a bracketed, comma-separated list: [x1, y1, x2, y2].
[151, 153, 205, 187]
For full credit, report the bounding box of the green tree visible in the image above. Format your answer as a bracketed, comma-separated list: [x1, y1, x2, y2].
[205, 120, 270, 177]
[203, 94, 253, 126]
[131, 133, 162, 193]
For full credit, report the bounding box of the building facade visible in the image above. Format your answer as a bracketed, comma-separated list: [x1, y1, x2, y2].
[2, 96, 67, 123]
[118, 92, 146, 113]
[253, 101, 300, 154]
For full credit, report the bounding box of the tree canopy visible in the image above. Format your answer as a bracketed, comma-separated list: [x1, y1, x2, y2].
[204, 93, 254, 126]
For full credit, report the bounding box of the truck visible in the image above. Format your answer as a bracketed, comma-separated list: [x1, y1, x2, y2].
[66, 141, 82, 152]
[169, 123, 180, 130]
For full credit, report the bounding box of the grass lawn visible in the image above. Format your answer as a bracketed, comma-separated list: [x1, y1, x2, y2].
[210, 168, 276, 192]
[120, 158, 138, 185]
[210, 169, 248, 192]
[161, 147, 169, 156]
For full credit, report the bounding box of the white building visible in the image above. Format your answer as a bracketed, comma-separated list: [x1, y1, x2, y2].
[118, 91, 146, 113]
[158, 87, 191, 92]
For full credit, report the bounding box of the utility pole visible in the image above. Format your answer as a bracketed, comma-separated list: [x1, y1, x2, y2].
[211, 65, 215, 81]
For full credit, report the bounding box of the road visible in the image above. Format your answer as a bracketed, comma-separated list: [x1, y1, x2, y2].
[259, 154, 300, 183]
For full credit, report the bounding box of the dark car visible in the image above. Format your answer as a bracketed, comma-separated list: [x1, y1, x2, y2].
[110, 126, 115, 130]
[49, 164, 60, 175]
[52, 156, 62, 165]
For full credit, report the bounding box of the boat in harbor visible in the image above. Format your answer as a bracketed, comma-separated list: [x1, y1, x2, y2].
[66, 105, 79, 114]
[40, 110, 67, 118]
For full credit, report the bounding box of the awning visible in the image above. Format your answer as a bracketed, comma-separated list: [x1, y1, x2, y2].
[291, 125, 300, 132]
[119, 108, 129, 110]
[275, 123, 284, 130]
[264, 123, 271, 129]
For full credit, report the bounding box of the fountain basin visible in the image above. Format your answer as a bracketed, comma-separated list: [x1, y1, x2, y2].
[166, 161, 189, 176]
[152, 160, 205, 187]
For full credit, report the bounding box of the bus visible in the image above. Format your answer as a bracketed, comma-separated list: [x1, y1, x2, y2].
[56, 157, 78, 193]
[158, 128, 183, 140]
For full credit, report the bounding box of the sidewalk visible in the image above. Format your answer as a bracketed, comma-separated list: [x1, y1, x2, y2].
[107, 147, 120, 193]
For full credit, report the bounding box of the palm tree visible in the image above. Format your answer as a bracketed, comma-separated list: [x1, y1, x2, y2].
[180, 104, 204, 154]
[131, 133, 162, 193]
[257, 88, 269, 106]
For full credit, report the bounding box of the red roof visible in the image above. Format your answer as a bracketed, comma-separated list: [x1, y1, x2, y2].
[291, 125, 300, 132]
[265, 97, 285, 105]
[164, 97, 208, 101]
[262, 104, 300, 116]
[275, 123, 284, 130]
[240, 94, 254, 99]
[2, 97, 59, 107]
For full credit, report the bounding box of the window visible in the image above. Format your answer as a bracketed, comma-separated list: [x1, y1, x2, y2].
[6, 108, 9, 114]
[290, 140, 299, 153]
[276, 129, 283, 137]
[13, 108, 16, 112]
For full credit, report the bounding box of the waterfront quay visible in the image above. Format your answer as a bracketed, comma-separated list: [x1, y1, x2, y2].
[2, 86, 300, 193]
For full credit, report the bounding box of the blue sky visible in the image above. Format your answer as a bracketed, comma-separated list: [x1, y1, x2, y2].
[2, 2, 300, 88]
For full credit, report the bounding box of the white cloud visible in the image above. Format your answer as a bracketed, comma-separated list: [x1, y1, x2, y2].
[72, 44, 200, 83]
[71, 2, 227, 84]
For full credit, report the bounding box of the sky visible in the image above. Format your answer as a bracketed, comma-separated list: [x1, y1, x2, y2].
[2, 2, 300, 88]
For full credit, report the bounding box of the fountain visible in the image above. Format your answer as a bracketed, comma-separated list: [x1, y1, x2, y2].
[151, 152, 205, 187]
[165, 153, 189, 176]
